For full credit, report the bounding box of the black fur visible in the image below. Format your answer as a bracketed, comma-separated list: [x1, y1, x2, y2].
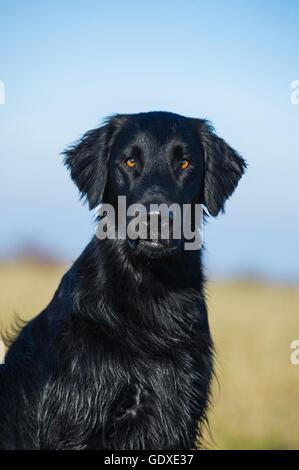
[0, 111, 246, 449]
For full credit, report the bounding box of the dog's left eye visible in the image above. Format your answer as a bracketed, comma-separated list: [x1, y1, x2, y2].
[179, 159, 190, 170]
[125, 158, 137, 168]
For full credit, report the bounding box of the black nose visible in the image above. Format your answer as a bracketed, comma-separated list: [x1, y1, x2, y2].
[143, 209, 174, 244]
[126, 206, 181, 252]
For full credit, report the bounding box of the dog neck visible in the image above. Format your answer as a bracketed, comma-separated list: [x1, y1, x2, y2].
[66, 237, 207, 352]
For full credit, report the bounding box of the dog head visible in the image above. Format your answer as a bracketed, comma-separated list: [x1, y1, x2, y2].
[64, 111, 246, 257]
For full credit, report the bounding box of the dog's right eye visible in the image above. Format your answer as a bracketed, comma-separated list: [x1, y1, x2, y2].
[179, 158, 190, 170]
[125, 158, 137, 168]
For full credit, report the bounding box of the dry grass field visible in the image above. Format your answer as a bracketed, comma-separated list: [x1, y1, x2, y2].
[0, 262, 298, 449]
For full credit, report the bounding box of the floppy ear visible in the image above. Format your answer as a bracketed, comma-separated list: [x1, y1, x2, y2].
[189, 119, 246, 216]
[63, 115, 125, 209]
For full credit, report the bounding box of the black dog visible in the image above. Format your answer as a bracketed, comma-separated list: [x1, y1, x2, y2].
[0, 112, 245, 449]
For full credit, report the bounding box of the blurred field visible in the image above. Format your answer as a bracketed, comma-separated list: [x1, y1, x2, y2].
[0, 262, 298, 449]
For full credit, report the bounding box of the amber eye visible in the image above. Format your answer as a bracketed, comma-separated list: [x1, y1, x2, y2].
[179, 159, 190, 170]
[126, 158, 136, 168]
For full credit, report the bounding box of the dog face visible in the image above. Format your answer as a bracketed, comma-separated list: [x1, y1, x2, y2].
[64, 111, 246, 257]
[105, 113, 206, 256]
[107, 112, 205, 209]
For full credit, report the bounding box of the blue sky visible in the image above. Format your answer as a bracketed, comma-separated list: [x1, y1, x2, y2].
[0, 0, 299, 280]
